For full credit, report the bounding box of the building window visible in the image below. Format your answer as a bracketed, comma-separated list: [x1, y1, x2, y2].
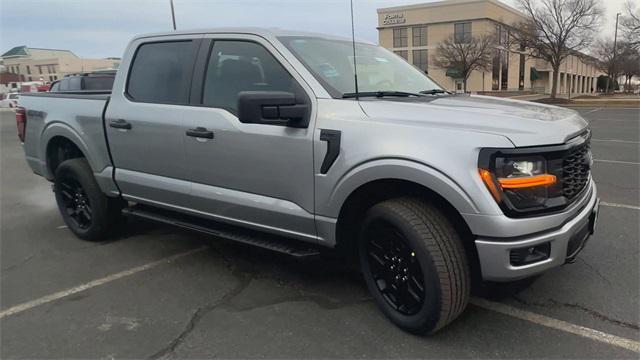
[26, 65, 31, 74]
[412, 49, 428, 73]
[412, 26, 428, 46]
[394, 50, 408, 60]
[454, 22, 472, 44]
[37, 65, 42, 74]
[393, 28, 408, 47]
[518, 52, 525, 90]
[501, 50, 509, 90]
[492, 49, 500, 90]
[28, 77, 32, 81]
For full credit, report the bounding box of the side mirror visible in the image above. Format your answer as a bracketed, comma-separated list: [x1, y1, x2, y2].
[237, 91, 309, 128]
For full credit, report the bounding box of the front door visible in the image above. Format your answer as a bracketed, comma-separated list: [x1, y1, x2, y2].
[181, 36, 317, 241]
[106, 37, 201, 207]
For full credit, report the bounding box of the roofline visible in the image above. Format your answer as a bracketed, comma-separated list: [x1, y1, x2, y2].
[130, 27, 373, 45]
[377, 0, 526, 19]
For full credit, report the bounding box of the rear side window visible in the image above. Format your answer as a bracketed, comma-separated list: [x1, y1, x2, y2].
[69, 76, 82, 91]
[84, 76, 114, 91]
[202, 41, 297, 115]
[127, 41, 194, 104]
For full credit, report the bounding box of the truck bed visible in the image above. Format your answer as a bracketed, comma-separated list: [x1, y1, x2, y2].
[19, 92, 114, 192]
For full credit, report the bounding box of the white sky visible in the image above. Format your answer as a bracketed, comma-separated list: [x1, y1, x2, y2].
[0, 0, 631, 59]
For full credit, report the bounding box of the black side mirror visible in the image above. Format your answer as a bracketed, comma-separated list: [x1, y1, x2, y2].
[237, 91, 309, 128]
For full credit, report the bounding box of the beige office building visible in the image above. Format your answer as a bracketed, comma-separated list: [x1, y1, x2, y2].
[1, 46, 119, 84]
[378, 0, 600, 94]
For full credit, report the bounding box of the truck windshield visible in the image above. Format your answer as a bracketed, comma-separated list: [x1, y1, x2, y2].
[278, 36, 443, 98]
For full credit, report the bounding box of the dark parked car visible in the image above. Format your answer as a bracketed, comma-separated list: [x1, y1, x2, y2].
[49, 70, 116, 93]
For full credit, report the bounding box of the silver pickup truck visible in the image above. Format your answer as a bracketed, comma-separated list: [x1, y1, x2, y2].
[17, 28, 599, 334]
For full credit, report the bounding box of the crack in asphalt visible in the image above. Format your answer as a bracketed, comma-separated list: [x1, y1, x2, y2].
[576, 256, 613, 286]
[1, 254, 36, 274]
[511, 296, 639, 331]
[146, 247, 370, 359]
[147, 250, 253, 360]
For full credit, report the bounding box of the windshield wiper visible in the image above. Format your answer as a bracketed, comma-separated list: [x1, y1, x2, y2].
[419, 89, 450, 95]
[342, 91, 425, 99]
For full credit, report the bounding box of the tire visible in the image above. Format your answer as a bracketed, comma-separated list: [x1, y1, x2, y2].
[54, 158, 123, 241]
[359, 197, 470, 334]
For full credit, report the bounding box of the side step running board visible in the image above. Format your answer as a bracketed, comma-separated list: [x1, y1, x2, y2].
[122, 206, 321, 258]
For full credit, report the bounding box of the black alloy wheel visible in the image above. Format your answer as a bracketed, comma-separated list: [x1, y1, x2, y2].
[58, 175, 93, 230]
[365, 220, 425, 315]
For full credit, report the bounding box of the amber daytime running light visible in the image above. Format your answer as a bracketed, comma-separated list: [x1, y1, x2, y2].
[479, 169, 557, 200]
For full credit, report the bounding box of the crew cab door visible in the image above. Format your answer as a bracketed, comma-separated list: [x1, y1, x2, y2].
[105, 36, 202, 207]
[181, 35, 318, 241]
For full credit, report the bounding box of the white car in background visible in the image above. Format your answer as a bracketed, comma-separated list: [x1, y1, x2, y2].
[0, 93, 20, 108]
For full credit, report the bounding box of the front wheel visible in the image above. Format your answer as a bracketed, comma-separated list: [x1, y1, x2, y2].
[359, 198, 470, 334]
[54, 158, 123, 241]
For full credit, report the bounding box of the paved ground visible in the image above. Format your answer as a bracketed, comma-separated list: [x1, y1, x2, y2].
[1, 107, 639, 359]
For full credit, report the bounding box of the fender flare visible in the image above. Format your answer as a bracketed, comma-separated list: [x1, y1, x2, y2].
[325, 158, 481, 218]
[40, 121, 98, 179]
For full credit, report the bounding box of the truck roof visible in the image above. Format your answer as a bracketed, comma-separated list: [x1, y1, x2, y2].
[131, 27, 374, 45]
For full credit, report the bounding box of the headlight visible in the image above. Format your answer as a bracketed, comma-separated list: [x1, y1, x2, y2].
[479, 132, 592, 217]
[479, 155, 557, 214]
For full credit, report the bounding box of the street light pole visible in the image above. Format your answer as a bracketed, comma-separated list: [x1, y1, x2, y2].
[609, 12, 621, 94]
[170, 0, 177, 30]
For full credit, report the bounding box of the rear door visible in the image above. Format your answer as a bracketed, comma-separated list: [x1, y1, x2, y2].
[106, 36, 202, 207]
[180, 35, 318, 241]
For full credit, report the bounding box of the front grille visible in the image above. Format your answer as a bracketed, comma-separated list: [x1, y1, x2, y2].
[562, 137, 591, 199]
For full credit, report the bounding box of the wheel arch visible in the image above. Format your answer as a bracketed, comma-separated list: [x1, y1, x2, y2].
[41, 123, 94, 180]
[326, 159, 481, 274]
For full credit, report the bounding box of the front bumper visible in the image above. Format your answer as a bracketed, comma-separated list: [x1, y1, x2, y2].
[475, 183, 599, 281]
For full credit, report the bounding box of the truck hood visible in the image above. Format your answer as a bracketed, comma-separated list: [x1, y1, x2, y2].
[358, 95, 588, 147]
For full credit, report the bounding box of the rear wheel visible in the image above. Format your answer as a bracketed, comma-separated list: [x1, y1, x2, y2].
[54, 158, 123, 241]
[359, 198, 470, 334]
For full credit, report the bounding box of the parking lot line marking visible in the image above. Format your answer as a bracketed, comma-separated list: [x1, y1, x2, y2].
[600, 202, 640, 210]
[592, 139, 640, 144]
[0, 246, 208, 320]
[470, 298, 640, 353]
[594, 159, 640, 165]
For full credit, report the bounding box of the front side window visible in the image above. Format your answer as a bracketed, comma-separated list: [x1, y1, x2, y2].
[127, 41, 194, 104]
[279, 36, 442, 97]
[393, 28, 408, 47]
[454, 22, 472, 44]
[412, 26, 428, 46]
[202, 40, 298, 115]
[59, 78, 69, 91]
[412, 49, 428, 73]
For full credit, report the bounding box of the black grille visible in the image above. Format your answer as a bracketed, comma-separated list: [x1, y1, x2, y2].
[562, 139, 591, 199]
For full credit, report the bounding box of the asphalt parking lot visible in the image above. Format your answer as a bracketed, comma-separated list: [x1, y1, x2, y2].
[1, 107, 639, 359]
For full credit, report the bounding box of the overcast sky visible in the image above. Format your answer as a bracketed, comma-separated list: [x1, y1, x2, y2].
[0, 0, 630, 59]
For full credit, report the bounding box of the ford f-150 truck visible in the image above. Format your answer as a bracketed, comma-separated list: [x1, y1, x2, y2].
[17, 28, 599, 334]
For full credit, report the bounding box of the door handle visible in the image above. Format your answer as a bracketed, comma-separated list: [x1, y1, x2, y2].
[109, 119, 132, 130]
[186, 127, 214, 139]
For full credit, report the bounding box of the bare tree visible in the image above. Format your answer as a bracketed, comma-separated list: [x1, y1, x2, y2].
[593, 38, 623, 91]
[621, 0, 640, 50]
[511, 0, 603, 98]
[432, 34, 494, 93]
[618, 44, 640, 91]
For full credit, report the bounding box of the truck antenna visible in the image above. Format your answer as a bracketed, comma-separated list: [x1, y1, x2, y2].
[170, 0, 177, 30]
[350, 0, 359, 99]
